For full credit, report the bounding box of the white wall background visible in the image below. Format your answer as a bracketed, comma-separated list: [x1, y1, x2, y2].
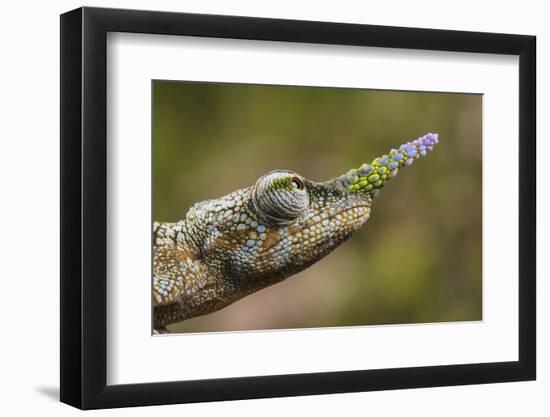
[0, 0, 545, 415]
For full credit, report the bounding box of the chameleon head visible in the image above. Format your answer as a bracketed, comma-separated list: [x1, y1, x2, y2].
[195, 132, 439, 286]
[223, 133, 438, 280]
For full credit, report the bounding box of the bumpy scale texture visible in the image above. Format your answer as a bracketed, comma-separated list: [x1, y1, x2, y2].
[153, 133, 439, 331]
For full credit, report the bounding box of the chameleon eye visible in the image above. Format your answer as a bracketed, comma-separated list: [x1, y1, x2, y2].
[291, 177, 304, 191]
[252, 170, 310, 224]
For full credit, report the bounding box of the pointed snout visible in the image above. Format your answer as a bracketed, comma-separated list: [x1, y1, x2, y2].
[337, 132, 439, 194]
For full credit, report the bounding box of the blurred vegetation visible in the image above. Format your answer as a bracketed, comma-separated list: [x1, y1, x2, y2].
[153, 81, 482, 333]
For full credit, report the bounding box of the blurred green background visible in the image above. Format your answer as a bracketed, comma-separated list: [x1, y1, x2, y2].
[153, 80, 482, 333]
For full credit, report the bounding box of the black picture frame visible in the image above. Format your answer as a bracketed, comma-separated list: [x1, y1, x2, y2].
[60, 6, 536, 410]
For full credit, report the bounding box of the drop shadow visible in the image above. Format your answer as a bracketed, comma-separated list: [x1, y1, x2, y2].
[35, 386, 59, 401]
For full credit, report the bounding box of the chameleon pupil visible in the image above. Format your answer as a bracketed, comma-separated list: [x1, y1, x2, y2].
[292, 178, 304, 190]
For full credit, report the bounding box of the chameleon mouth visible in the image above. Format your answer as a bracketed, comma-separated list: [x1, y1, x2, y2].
[274, 204, 371, 251]
[315, 204, 369, 222]
[257, 205, 371, 252]
[288, 204, 371, 240]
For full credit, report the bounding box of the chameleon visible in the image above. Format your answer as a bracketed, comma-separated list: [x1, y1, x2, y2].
[153, 132, 439, 332]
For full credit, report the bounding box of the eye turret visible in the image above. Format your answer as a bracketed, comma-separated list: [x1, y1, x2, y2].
[252, 170, 310, 224]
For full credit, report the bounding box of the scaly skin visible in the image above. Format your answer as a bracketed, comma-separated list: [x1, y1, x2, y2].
[153, 133, 439, 331]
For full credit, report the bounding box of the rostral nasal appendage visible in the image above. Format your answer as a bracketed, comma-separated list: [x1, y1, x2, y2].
[153, 133, 439, 331]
